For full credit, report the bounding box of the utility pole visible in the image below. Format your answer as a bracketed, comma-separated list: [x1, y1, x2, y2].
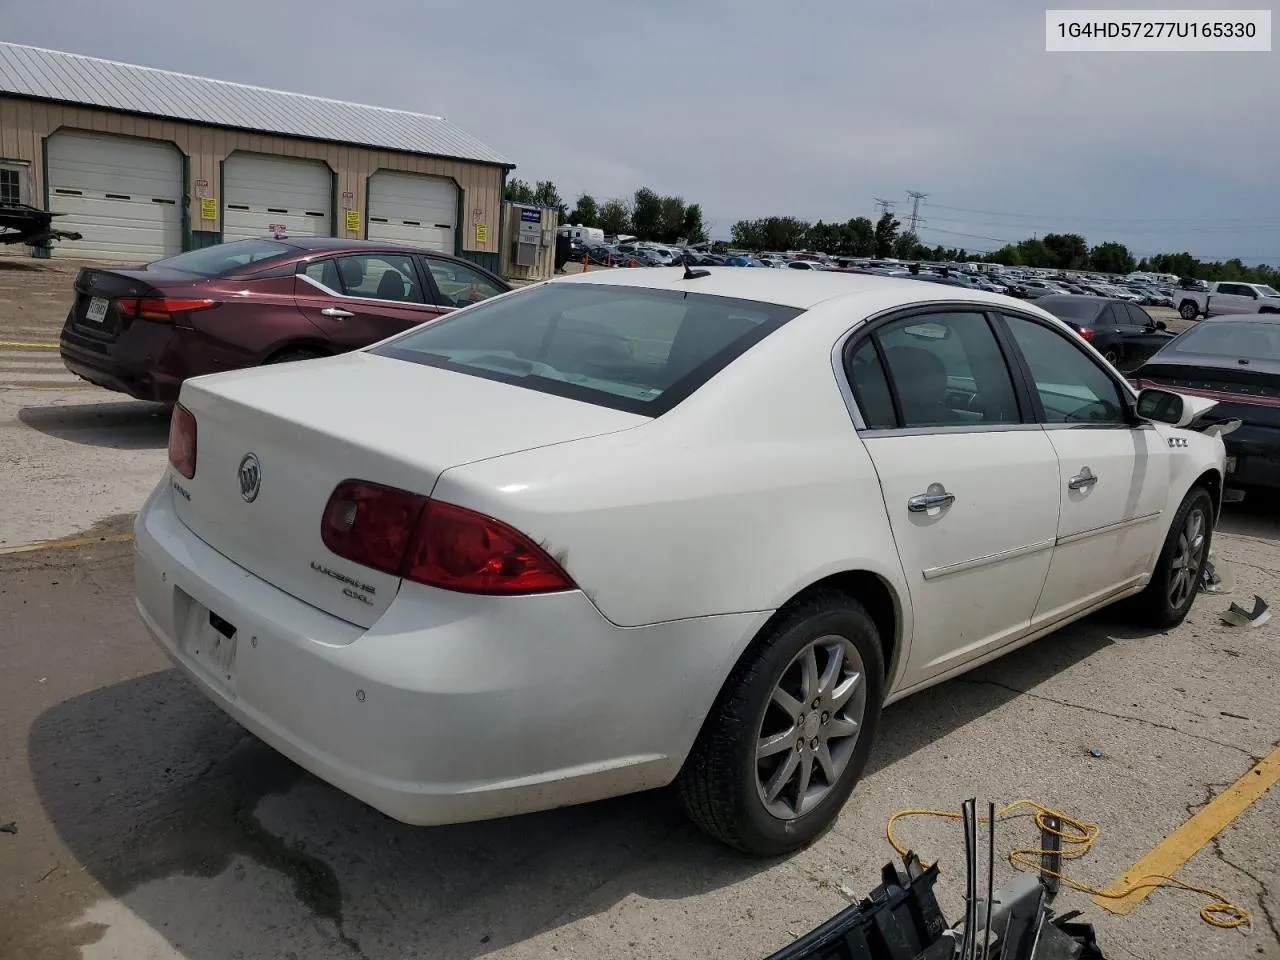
[873, 198, 896, 219]
[904, 191, 927, 236]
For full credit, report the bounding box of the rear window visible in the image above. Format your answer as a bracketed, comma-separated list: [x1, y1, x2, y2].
[1039, 297, 1099, 321]
[149, 239, 295, 277]
[1167, 321, 1280, 360]
[372, 283, 802, 415]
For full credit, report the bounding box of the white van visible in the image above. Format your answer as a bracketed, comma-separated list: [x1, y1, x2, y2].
[559, 224, 605, 246]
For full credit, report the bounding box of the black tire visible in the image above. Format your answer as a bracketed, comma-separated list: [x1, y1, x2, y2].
[1101, 347, 1122, 367]
[1130, 486, 1214, 628]
[1178, 301, 1199, 321]
[265, 348, 325, 365]
[677, 589, 886, 856]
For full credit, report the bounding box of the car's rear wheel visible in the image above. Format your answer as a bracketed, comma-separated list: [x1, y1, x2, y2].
[1131, 486, 1213, 628]
[1179, 301, 1199, 321]
[1101, 346, 1122, 366]
[677, 590, 885, 856]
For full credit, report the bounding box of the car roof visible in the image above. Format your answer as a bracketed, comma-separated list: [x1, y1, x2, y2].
[270, 236, 452, 257]
[553, 265, 1032, 312]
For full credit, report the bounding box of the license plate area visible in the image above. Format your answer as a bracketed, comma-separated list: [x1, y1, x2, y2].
[84, 297, 109, 324]
[175, 587, 239, 694]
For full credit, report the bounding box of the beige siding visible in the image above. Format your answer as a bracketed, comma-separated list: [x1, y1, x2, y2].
[0, 95, 504, 255]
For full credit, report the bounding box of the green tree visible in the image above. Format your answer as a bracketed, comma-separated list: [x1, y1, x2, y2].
[504, 178, 537, 204]
[844, 217, 876, 256]
[533, 181, 567, 220]
[597, 198, 632, 237]
[568, 194, 599, 227]
[658, 195, 687, 243]
[680, 203, 708, 244]
[804, 220, 842, 254]
[1042, 233, 1089, 270]
[1016, 238, 1052, 268]
[873, 213, 899, 258]
[988, 244, 1023, 266]
[1088, 241, 1135, 275]
[630, 187, 664, 239]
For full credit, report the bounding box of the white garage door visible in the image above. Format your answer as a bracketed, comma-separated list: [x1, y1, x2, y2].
[46, 131, 183, 263]
[223, 154, 331, 242]
[367, 171, 457, 253]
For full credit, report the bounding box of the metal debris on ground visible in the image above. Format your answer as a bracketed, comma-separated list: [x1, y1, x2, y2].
[766, 799, 1111, 960]
[1220, 595, 1271, 629]
[0, 821, 16, 834]
[1199, 554, 1235, 594]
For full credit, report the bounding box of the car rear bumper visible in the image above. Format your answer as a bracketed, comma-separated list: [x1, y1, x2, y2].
[1225, 423, 1280, 489]
[133, 479, 767, 826]
[60, 311, 184, 404]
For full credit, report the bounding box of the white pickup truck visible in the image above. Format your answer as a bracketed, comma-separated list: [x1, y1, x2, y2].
[1174, 281, 1280, 321]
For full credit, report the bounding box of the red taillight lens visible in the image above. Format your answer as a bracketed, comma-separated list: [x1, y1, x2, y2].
[168, 403, 197, 479]
[404, 500, 575, 594]
[1076, 326, 1095, 341]
[118, 298, 217, 322]
[321, 481, 428, 575]
[320, 481, 576, 595]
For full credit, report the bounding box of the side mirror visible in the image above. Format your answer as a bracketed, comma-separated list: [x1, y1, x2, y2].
[1137, 387, 1216, 428]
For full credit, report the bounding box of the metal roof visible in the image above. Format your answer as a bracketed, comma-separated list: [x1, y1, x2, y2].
[0, 42, 513, 167]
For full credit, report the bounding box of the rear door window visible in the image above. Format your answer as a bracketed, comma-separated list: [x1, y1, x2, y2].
[372, 283, 801, 415]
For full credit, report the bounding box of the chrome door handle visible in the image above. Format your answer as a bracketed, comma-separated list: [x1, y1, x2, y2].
[908, 485, 956, 513]
[320, 307, 354, 318]
[1068, 468, 1098, 490]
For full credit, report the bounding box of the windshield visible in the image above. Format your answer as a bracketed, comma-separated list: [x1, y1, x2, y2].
[149, 239, 295, 276]
[372, 283, 802, 415]
[1256, 285, 1280, 298]
[1167, 321, 1280, 360]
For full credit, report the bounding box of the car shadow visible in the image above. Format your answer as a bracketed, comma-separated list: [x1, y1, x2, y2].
[18, 400, 170, 450]
[22, 619, 1123, 960]
[0, 258, 47, 272]
[1217, 496, 1280, 542]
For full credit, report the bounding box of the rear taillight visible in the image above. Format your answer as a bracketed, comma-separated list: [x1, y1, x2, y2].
[320, 481, 575, 595]
[168, 404, 197, 479]
[1076, 326, 1096, 341]
[118, 298, 217, 322]
[321, 481, 427, 575]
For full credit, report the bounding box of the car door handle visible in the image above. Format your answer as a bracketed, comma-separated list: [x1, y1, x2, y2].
[320, 307, 354, 318]
[908, 485, 956, 513]
[1068, 468, 1099, 490]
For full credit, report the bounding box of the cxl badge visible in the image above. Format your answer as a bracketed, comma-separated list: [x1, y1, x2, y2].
[238, 453, 262, 503]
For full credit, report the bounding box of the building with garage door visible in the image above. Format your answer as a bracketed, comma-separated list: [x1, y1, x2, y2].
[0, 42, 513, 273]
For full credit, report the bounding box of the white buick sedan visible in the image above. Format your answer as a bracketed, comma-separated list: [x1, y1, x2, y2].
[135, 267, 1226, 855]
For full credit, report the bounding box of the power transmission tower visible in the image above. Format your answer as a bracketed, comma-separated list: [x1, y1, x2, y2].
[873, 198, 896, 219]
[904, 191, 927, 236]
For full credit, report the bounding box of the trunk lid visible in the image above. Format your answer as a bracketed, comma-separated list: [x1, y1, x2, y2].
[172, 351, 648, 627]
[1136, 358, 1280, 428]
[71, 266, 207, 341]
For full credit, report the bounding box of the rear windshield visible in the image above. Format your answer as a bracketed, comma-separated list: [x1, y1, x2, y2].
[149, 239, 295, 277]
[1167, 321, 1280, 360]
[1039, 297, 1099, 321]
[372, 283, 802, 415]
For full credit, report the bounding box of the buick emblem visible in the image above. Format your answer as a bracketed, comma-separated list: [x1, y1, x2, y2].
[237, 453, 262, 503]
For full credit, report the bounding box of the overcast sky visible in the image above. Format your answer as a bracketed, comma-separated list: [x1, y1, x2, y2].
[9, 0, 1279, 262]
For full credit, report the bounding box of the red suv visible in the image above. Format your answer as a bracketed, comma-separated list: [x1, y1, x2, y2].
[59, 237, 510, 404]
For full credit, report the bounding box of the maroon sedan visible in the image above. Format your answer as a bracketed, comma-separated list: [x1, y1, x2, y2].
[59, 237, 509, 404]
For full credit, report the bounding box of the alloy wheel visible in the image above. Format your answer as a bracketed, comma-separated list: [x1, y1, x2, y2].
[755, 635, 867, 820]
[1168, 506, 1207, 610]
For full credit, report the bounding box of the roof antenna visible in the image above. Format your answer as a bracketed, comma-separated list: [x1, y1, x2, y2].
[683, 258, 710, 280]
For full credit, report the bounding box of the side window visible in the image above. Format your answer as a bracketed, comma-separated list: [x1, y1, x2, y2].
[852, 312, 1021, 429]
[302, 258, 342, 293]
[423, 258, 506, 308]
[846, 339, 896, 429]
[1099, 304, 1128, 328]
[1002, 315, 1128, 425]
[1125, 303, 1153, 327]
[332, 254, 426, 304]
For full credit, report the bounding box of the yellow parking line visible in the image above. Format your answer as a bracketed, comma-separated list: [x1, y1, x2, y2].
[0, 532, 134, 556]
[0, 340, 59, 349]
[1094, 746, 1280, 914]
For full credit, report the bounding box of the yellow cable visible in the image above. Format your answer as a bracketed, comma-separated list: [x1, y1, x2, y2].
[885, 800, 1248, 930]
